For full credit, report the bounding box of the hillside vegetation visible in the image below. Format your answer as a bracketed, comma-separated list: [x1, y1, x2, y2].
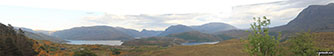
[130, 39, 247, 56]
[0, 23, 37, 56]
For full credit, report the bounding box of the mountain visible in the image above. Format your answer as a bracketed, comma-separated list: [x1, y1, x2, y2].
[191, 22, 237, 33]
[0, 23, 37, 56]
[166, 31, 232, 42]
[272, 3, 334, 32]
[114, 27, 143, 38]
[51, 26, 133, 40]
[158, 25, 195, 36]
[14, 27, 66, 43]
[140, 29, 162, 37]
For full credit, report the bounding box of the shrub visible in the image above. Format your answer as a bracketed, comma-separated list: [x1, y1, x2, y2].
[73, 50, 97, 56]
[287, 32, 316, 56]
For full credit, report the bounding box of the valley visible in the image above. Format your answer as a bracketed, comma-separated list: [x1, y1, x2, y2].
[0, 1, 334, 56]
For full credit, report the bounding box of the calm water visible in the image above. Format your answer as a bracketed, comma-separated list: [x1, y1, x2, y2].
[181, 41, 219, 45]
[66, 40, 123, 46]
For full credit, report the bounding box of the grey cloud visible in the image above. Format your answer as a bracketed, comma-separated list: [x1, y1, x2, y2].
[83, 13, 209, 30]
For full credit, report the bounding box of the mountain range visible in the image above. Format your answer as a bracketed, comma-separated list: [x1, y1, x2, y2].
[50, 22, 237, 40]
[10, 3, 334, 42]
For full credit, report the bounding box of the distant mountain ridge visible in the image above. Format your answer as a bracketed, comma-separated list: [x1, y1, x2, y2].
[51, 26, 133, 40]
[51, 22, 236, 40]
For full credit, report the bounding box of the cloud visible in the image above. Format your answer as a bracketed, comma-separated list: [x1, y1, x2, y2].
[82, 0, 334, 30]
[82, 13, 225, 31]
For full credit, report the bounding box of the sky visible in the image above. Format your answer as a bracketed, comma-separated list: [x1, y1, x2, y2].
[0, 0, 333, 31]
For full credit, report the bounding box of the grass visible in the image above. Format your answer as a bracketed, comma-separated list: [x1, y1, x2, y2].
[135, 39, 248, 56]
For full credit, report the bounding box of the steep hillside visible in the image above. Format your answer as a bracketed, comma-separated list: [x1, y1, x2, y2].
[272, 3, 334, 32]
[0, 23, 37, 56]
[51, 26, 133, 40]
[158, 25, 195, 36]
[191, 22, 237, 33]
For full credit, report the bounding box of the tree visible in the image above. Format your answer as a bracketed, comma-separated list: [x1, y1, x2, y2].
[287, 32, 316, 56]
[244, 16, 281, 56]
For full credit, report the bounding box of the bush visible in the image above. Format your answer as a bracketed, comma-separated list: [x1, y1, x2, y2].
[110, 48, 121, 55]
[287, 32, 316, 56]
[73, 50, 97, 56]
